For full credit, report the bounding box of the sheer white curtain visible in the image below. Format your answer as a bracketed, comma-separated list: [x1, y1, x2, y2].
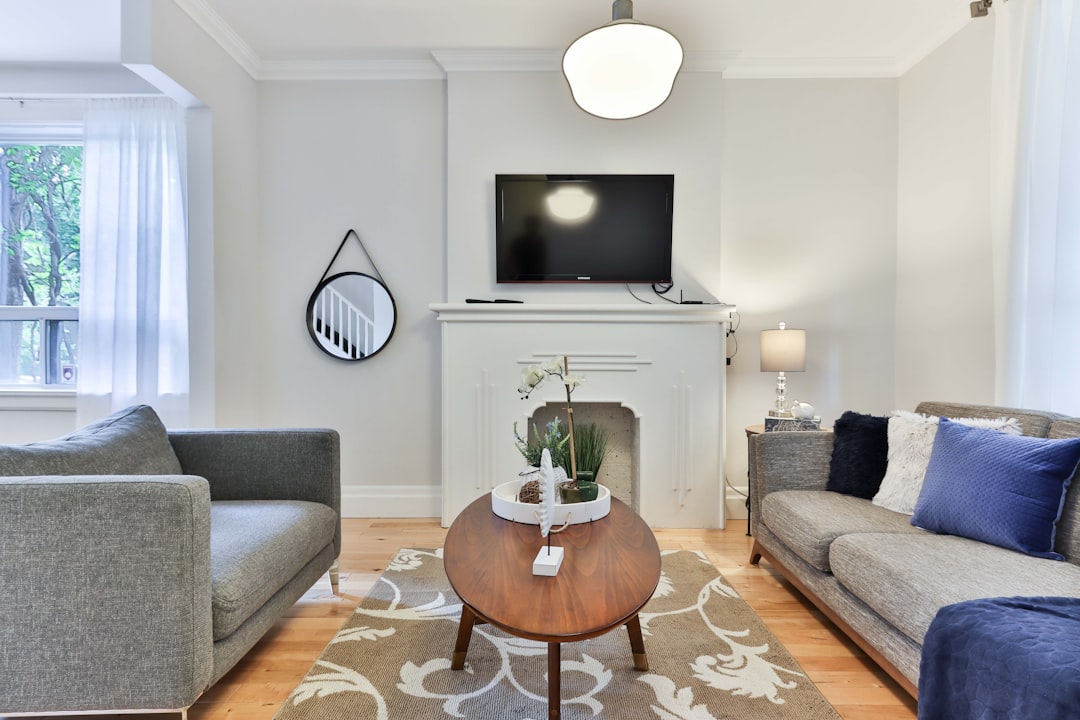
[992, 0, 1080, 414]
[77, 97, 190, 426]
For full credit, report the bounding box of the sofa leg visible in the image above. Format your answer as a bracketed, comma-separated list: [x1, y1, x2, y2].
[749, 540, 763, 566]
[329, 559, 340, 595]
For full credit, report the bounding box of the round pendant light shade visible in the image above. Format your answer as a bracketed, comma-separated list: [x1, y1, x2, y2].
[562, 2, 683, 120]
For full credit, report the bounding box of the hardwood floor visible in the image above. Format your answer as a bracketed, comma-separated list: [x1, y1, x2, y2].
[8, 518, 918, 720]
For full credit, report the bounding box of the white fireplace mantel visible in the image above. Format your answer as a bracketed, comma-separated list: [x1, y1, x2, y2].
[431, 302, 736, 528]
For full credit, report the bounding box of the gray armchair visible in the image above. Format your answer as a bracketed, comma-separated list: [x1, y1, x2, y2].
[0, 406, 340, 717]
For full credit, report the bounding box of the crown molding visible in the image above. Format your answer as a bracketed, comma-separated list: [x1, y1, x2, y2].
[681, 52, 739, 73]
[429, 49, 738, 74]
[721, 56, 902, 79]
[431, 49, 563, 73]
[249, 49, 738, 80]
[431, 49, 898, 78]
[263, 51, 904, 81]
[173, 0, 261, 79]
[259, 57, 445, 81]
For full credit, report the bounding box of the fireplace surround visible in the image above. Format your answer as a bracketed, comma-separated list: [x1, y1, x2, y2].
[430, 303, 735, 528]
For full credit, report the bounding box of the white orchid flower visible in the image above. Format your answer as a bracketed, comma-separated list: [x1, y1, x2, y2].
[563, 374, 585, 389]
[542, 356, 565, 375]
[521, 366, 544, 387]
[519, 366, 546, 396]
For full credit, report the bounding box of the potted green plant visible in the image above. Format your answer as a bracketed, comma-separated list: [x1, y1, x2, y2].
[513, 417, 570, 473]
[572, 421, 609, 486]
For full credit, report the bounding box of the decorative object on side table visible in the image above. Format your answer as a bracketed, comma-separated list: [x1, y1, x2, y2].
[764, 416, 822, 432]
[764, 400, 821, 431]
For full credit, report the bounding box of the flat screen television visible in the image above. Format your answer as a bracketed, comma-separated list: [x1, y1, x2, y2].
[495, 174, 674, 283]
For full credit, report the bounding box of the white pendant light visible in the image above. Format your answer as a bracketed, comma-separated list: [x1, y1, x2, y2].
[562, 0, 683, 120]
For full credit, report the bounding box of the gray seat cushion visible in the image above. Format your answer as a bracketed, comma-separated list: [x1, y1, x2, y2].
[761, 490, 925, 571]
[829, 532, 1080, 646]
[0, 405, 182, 476]
[209, 500, 337, 640]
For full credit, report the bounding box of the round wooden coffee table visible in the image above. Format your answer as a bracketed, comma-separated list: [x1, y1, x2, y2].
[444, 493, 661, 720]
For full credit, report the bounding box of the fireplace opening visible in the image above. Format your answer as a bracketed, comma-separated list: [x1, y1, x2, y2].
[528, 402, 638, 511]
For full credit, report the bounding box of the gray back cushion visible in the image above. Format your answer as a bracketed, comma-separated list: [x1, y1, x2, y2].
[914, 401, 1062, 438]
[0, 405, 182, 476]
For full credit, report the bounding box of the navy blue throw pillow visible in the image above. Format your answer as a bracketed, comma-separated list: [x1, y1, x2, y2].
[911, 418, 1080, 560]
[826, 411, 890, 499]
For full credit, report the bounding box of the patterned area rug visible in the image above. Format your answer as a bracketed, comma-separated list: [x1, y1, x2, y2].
[274, 548, 840, 720]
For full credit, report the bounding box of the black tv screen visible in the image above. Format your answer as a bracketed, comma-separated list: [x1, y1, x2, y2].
[495, 174, 674, 283]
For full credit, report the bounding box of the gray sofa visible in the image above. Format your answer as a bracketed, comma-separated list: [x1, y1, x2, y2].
[0, 405, 340, 716]
[749, 401, 1080, 697]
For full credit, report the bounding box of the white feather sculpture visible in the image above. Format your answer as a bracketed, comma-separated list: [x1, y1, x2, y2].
[537, 448, 556, 538]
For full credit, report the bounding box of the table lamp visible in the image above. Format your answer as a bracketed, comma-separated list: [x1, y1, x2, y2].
[760, 322, 806, 417]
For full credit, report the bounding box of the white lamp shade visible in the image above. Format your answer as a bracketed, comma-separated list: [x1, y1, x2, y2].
[562, 20, 683, 120]
[760, 328, 807, 372]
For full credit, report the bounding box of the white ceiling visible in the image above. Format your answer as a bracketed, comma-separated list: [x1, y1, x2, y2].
[185, 0, 976, 79]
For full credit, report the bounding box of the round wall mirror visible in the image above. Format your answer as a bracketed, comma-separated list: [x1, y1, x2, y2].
[306, 272, 397, 361]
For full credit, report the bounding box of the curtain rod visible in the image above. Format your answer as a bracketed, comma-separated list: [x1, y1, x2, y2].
[0, 97, 86, 104]
[0, 95, 163, 104]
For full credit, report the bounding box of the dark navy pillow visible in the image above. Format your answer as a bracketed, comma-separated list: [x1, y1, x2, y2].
[911, 418, 1080, 560]
[826, 411, 889, 499]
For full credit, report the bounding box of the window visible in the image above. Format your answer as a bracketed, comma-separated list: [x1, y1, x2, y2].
[0, 142, 81, 387]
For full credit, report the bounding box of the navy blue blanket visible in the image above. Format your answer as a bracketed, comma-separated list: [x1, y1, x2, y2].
[918, 596, 1080, 720]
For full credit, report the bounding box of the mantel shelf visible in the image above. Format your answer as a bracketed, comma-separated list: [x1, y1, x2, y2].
[429, 302, 736, 324]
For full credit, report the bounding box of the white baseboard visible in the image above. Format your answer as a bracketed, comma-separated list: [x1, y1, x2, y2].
[725, 485, 749, 520]
[342, 484, 441, 518]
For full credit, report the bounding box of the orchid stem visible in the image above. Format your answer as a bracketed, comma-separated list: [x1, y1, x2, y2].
[563, 355, 578, 486]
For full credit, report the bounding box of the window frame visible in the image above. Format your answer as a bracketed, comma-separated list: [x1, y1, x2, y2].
[0, 119, 83, 395]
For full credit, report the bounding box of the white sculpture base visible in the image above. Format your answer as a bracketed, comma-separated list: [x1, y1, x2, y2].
[490, 480, 611, 525]
[532, 546, 564, 576]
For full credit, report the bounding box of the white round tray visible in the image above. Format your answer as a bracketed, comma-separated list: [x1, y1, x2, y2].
[490, 480, 611, 525]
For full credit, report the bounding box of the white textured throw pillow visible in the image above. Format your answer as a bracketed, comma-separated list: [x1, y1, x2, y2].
[871, 411, 1022, 515]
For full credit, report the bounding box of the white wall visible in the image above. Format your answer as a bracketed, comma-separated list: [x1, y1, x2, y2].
[896, 20, 995, 409]
[720, 79, 900, 509]
[446, 70, 724, 304]
[258, 80, 445, 514]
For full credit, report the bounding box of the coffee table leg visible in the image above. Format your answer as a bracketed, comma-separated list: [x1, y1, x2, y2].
[626, 615, 649, 671]
[451, 605, 476, 670]
[547, 642, 561, 720]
